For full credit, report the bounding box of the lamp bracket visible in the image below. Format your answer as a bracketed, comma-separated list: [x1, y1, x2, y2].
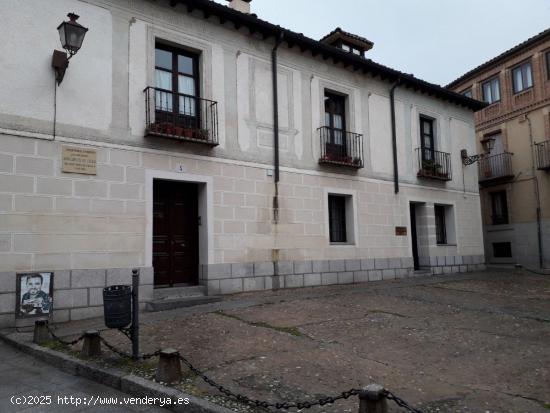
[52, 50, 69, 85]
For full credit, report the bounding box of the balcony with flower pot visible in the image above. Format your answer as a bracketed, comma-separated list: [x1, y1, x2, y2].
[318, 126, 364, 169]
[416, 148, 452, 181]
[144, 86, 218, 146]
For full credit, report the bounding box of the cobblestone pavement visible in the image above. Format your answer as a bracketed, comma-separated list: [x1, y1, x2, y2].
[41, 271, 550, 412]
[0, 340, 167, 412]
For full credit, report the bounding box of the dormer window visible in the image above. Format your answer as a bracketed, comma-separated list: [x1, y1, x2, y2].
[320, 27, 373, 59]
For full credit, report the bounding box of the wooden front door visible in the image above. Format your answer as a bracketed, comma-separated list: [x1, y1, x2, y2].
[153, 180, 199, 287]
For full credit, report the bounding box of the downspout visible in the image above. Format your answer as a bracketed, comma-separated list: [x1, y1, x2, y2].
[271, 32, 284, 290]
[525, 114, 544, 269]
[390, 78, 402, 194]
[272, 31, 284, 223]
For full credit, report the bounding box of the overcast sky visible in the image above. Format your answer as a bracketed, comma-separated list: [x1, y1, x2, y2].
[214, 0, 550, 86]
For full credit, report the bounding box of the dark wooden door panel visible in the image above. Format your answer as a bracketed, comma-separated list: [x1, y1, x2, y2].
[153, 180, 199, 287]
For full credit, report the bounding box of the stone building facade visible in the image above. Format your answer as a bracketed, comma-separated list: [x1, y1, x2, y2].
[0, 0, 486, 327]
[448, 28, 550, 270]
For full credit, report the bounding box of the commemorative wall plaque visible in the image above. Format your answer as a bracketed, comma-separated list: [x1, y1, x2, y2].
[62, 146, 97, 175]
[395, 226, 408, 236]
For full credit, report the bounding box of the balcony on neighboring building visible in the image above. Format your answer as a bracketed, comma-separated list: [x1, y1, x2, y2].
[535, 140, 550, 170]
[318, 126, 364, 168]
[415, 148, 452, 181]
[144, 86, 219, 146]
[478, 152, 514, 185]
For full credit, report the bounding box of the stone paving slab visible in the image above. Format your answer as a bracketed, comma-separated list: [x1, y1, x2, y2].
[4, 270, 550, 412]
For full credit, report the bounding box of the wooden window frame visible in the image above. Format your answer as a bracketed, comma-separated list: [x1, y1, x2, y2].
[481, 76, 501, 104]
[434, 205, 447, 245]
[461, 88, 473, 98]
[511, 60, 533, 94]
[490, 191, 509, 225]
[328, 195, 347, 243]
[155, 43, 200, 115]
[419, 116, 435, 162]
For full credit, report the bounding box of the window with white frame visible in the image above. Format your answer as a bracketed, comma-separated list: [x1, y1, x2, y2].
[512, 61, 533, 93]
[328, 194, 355, 244]
[434, 204, 456, 245]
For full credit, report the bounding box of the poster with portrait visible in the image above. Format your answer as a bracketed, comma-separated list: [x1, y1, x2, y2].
[16, 272, 54, 319]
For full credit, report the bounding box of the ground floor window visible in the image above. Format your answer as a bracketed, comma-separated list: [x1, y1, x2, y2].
[328, 195, 347, 243]
[434, 205, 447, 244]
[490, 191, 509, 225]
[493, 242, 512, 258]
[435, 204, 456, 245]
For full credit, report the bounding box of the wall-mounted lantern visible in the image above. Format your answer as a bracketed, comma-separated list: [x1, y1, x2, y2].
[51, 13, 88, 85]
[461, 137, 495, 166]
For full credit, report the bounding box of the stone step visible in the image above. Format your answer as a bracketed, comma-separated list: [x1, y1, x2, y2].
[153, 285, 207, 300]
[146, 295, 222, 312]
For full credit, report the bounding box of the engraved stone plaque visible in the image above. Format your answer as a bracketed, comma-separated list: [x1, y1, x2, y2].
[62, 146, 97, 175]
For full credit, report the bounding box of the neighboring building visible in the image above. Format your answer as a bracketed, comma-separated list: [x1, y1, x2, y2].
[0, 0, 486, 328]
[448, 28, 550, 270]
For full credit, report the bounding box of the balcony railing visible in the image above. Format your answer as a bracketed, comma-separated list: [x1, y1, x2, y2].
[535, 140, 550, 170]
[478, 152, 514, 184]
[144, 86, 218, 146]
[318, 126, 363, 168]
[415, 148, 452, 181]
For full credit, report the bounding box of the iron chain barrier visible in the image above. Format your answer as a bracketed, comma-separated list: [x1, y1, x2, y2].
[46, 324, 86, 346]
[384, 390, 425, 413]
[44, 324, 423, 412]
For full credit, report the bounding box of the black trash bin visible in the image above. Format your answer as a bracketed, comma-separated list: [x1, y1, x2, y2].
[103, 285, 132, 329]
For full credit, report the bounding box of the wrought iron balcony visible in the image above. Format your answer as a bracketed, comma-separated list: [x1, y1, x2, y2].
[478, 152, 514, 184]
[318, 126, 364, 168]
[535, 140, 550, 170]
[416, 148, 452, 181]
[144, 86, 218, 146]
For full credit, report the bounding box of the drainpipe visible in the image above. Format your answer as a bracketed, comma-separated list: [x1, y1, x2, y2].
[272, 31, 284, 223]
[525, 114, 544, 269]
[390, 78, 402, 194]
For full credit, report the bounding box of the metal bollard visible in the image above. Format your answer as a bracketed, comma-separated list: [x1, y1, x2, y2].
[81, 330, 101, 358]
[131, 268, 140, 360]
[33, 319, 51, 345]
[358, 384, 388, 413]
[156, 348, 182, 384]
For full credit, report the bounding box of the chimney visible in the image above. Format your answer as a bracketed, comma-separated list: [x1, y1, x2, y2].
[226, 0, 252, 14]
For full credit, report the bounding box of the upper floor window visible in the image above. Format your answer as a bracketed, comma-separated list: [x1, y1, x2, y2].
[461, 89, 473, 98]
[482, 77, 500, 104]
[324, 92, 346, 143]
[419, 116, 435, 160]
[546, 50, 550, 80]
[155, 44, 199, 117]
[512, 61, 533, 93]
[340, 42, 364, 57]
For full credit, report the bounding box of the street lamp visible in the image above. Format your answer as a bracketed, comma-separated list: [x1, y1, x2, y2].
[461, 137, 495, 166]
[51, 13, 88, 85]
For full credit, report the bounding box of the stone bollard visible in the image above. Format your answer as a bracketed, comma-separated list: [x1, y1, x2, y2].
[156, 348, 182, 384]
[81, 330, 101, 358]
[358, 384, 388, 413]
[33, 319, 51, 345]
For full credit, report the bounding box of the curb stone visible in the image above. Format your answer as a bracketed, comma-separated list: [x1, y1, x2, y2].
[0, 332, 234, 413]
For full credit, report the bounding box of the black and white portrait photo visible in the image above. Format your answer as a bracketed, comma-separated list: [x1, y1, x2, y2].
[16, 272, 54, 318]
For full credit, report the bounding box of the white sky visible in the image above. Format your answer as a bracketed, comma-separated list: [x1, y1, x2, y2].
[214, 0, 550, 86]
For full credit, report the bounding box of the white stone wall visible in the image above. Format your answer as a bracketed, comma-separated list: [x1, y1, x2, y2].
[0, 0, 486, 326]
[0, 135, 483, 268]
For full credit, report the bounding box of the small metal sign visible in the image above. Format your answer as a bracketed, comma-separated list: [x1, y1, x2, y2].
[62, 146, 97, 175]
[395, 226, 408, 236]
